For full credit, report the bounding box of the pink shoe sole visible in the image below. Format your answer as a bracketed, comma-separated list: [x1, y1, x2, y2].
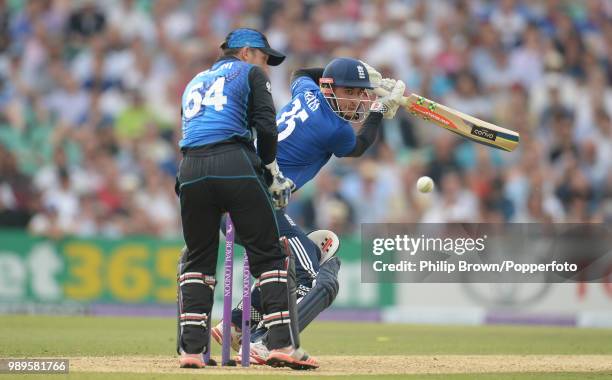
[179, 356, 205, 368]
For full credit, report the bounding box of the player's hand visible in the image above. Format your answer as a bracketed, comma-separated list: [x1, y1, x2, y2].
[264, 160, 295, 209]
[359, 60, 382, 88]
[370, 78, 405, 119]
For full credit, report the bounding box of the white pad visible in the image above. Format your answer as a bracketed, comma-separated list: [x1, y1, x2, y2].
[307, 230, 340, 265]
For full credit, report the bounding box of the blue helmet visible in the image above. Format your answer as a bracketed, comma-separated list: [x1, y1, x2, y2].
[320, 57, 374, 123]
[321, 58, 373, 89]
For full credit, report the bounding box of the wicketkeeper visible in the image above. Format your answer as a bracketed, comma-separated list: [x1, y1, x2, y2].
[175, 28, 317, 370]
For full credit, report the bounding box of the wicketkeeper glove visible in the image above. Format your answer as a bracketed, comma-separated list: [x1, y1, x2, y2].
[370, 78, 406, 119]
[264, 160, 295, 209]
[359, 60, 382, 88]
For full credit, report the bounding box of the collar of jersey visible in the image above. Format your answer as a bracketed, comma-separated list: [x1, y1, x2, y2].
[214, 56, 241, 67]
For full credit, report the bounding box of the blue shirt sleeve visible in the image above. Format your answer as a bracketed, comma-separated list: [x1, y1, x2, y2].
[291, 76, 319, 98]
[329, 123, 356, 157]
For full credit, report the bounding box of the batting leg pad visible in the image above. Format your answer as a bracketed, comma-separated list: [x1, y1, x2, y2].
[177, 272, 216, 354]
[297, 256, 340, 331]
[251, 256, 341, 347]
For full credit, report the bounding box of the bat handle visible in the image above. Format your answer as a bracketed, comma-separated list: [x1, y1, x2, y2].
[372, 87, 409, 107]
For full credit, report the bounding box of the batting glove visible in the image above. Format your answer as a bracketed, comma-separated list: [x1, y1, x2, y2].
[264, 160, 295, 209]
[370, 78, 405, 119]
[359, 60, 382, 88]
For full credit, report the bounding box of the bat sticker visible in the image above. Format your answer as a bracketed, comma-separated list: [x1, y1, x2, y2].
[470, 125, 497, 141]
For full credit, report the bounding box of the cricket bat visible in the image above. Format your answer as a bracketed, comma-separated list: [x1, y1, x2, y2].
[377, 90, 520, 152]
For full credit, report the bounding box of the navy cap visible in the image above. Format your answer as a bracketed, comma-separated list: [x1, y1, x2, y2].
[220, 28, 286, 66]
[322, 57, 373, 89]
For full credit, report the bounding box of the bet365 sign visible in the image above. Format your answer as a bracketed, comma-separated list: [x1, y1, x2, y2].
[0, 231, 393, 308]
[0, 232, 180, 304]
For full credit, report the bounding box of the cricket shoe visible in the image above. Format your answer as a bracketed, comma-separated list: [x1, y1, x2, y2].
[211, 321, 242, 352]
[266, 347, 319, 370]
[308, 230, 340, 264]
[179, 349, 205, 368]
[234, 341, 268, 365]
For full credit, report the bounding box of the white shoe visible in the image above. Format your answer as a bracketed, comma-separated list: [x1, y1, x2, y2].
[235, 341, 268, 365]
[267, 346, 319, 370]
[211, 321, 242, 352]
[308, 230, 340, 264]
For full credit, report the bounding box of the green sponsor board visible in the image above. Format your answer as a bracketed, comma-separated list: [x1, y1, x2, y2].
[0, 230, 393, 308]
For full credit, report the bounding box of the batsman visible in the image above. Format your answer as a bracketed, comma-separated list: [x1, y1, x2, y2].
[212, 57, 405, 363]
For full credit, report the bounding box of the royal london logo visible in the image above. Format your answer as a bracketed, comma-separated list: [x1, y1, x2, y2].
[470, 126, 497, 141]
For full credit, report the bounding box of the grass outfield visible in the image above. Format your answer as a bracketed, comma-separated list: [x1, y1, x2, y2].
[1, 315, 612, 379]
[3, 315, 612, 356]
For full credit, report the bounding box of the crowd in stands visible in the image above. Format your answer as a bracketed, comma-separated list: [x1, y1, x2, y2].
[0, 0, 611, 239]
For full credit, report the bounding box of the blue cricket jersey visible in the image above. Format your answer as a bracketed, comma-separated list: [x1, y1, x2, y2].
[180, 58, 253, 148]
[276, 76, 356, 190]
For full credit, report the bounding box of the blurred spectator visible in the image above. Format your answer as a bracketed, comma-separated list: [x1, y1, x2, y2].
[555, 160, 595, 215]
[154, 0, 193, 42]
[45, 72, 90, 128]
[396, 160, 427, 223]
[489, 0, 527, 48]
[340, 158, 404, 224]
[444, 70, 492, 119]
[479, 46, 514, 93]
[40, 167, 79, 234]
[134, 160, 179, 237]
[0, 145, 36, 227]
[574, 67, 612, 140]
[425, 134, 462, 184]
[0, 0, 9, 53]
[108, 0, 156, 44]
[421, 171, 479, 222]
[480, 176, 514, 222]
[28, 203, 63, 239]
[33, 146, 71, 191]
[66, 1, 106, 42]
[512, 189, 555, 223]
[72, 193, 100, 237]
[305, 168, 355, 235]
[548, 112, 578, 163]
[114, 90, 156, 142]
[508, 24, 544, 88]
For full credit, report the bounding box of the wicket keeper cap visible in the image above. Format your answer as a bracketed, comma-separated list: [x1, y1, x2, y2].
[321, 57, 373, 89]
[220, 28, 286, 66]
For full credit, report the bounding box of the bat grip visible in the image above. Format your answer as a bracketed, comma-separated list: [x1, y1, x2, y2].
[373, 87, 409, 107]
